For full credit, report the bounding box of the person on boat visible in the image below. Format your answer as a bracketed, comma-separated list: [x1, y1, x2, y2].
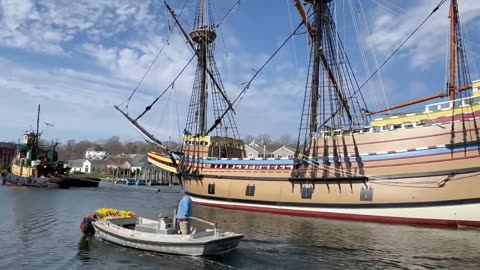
[176, 188, 192, 235]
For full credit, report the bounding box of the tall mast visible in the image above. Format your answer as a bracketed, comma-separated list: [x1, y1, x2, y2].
[292, 0, 369, 179]
[448, 0, 458, 101]
[36, 104, 40, 138]
[34, 104, 40, 160]
[190, 0, 216, 136]
[309, 1, 321, 144]
[175, 0, 239, 140]
[294, 0, 366, 150]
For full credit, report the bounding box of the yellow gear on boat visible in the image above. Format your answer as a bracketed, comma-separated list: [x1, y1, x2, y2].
[94, 208, 136, 218]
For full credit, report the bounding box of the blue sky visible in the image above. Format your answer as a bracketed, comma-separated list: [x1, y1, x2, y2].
[0, 0, 479, 144]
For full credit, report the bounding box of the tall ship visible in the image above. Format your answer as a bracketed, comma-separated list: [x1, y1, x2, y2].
[116, 0, 480, 227]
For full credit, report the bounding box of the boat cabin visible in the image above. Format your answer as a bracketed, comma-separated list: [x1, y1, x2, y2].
[11, 131, 64, 178]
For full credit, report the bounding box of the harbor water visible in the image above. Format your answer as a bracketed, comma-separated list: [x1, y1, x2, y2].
[1, 183, 480, 270]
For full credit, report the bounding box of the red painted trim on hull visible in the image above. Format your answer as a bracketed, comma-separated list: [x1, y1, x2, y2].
[2, 182, 16, 186]
[195, 201, 480, 228]
[424, 112, 480, 125]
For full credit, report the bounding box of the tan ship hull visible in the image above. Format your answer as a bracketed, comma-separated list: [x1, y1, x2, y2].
[148, 117, 480, 227]
[180, 171, 480, 227]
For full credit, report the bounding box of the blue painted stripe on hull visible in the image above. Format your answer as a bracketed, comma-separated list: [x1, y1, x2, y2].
[181, 144, 479, 165]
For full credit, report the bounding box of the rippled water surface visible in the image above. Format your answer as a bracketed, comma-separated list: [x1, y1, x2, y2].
[1, 183, 480, 269]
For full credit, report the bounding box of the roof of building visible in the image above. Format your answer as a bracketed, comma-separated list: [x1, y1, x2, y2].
[130, 154, 147, 167]
[86, 146, 104, 151]
[88, 159, 108, 165]
[245, 141, 272, 154]
[104, 154, 149, 168]
[272, 145, 295, 154]
[67, 159, 87, 167]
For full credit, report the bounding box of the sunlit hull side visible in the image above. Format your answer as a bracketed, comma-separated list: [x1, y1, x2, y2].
[149, 116, 480, 228]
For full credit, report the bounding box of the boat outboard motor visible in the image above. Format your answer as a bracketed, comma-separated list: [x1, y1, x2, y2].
[157, 214, 174, 232]
[160, 216, 173, 229]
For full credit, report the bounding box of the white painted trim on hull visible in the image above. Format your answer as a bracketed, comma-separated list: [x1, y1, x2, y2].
[191, 196, 480, 222]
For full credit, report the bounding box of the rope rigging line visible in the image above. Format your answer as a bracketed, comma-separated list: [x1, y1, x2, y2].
[286, 0, 299, 69]
[352, 0, 390, 117]
[215, 0, 240, 28]
[233, 22, 305, 107]
[371, 0, 407, 17]
[214, 0, 240, 57]
[135, 54, 196, 122]
[319, 0, 448, 128]
[299, 152, 480, 188]
[205, 21, 306, 135]
[118, 0, 191, 111]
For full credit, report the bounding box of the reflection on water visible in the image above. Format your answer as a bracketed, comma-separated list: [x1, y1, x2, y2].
[1, 183, 480, 269]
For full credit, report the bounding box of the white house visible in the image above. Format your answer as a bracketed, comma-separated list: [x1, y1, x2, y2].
[68, 159, 87, 172]
[86, 160, 108, 173]
[85, 147, 108, 160]
[244, 141, 273, 158]
[272, 145, 295, 159]
[67, 159, 107, 173]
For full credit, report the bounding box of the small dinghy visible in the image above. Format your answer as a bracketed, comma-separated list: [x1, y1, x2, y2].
[80, 208, 243, 256]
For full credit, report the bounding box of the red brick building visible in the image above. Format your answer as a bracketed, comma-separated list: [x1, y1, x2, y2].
[0, 142, 16, 170]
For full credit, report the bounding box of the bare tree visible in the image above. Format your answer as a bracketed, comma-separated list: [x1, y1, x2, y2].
[57, 139, 76, 160]
[125, 141, 138, 154]
[255, 133, 272, 146]
[243, 135, 255, 144]
[103, 136, 124, 155]
[75, 140, 94, 158]
[278, 135, 294, 147]
[55, 136, 182, 162]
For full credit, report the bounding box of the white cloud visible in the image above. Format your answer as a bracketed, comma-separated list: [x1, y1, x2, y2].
[81, 34, 196, 97]
[0, 0, 164, 55]
[0, 58, 154, 141]
[7, 0, 472, 145]
[0, 0, 207, 142]
[366, 0, 480, 69]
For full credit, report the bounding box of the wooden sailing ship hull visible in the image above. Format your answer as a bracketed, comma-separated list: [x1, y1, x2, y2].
[181, 170, 480, 227]
[147, 117, 480, 228]
[176, 167, 480, 228]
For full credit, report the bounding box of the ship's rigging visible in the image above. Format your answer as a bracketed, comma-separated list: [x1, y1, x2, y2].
[165, 0, 239, 139]
[109, 0, 480, 228]
[114, 0, 306, 152]
[115, 0, 477, 164]
[289, 0, 477, 180]
[366, 0, 473, 115]
[115, 0, 241, 151]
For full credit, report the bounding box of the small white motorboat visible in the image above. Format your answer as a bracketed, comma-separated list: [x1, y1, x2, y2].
[90, 214, 243, 256]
